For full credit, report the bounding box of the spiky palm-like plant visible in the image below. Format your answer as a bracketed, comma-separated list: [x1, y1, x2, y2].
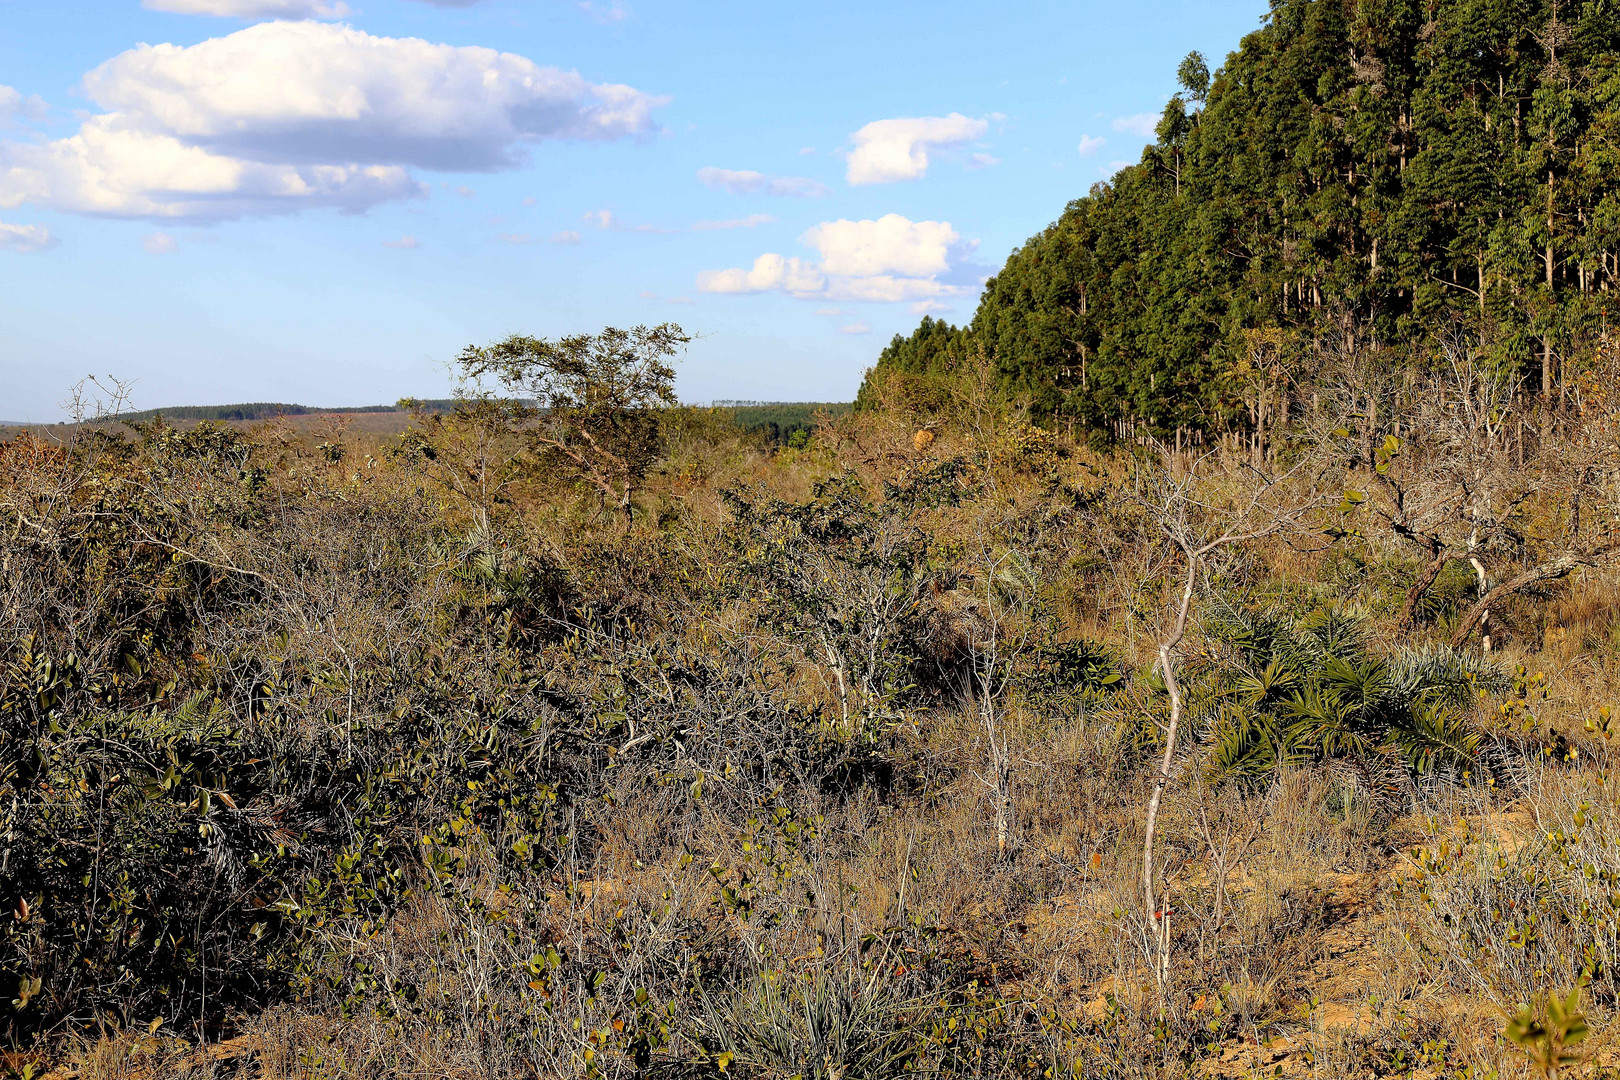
[1201, 606, 1500, 785]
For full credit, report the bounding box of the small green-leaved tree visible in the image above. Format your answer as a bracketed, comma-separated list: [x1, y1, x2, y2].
[458, 324, 688, 528]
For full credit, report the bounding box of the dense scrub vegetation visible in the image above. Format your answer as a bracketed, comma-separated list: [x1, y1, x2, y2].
[3, 321, 1620, 1077]
[862, 0, 1620, 435]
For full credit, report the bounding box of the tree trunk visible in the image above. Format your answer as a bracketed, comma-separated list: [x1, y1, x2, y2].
[1397, 549, 1452, 631]
[1448, 551, 1597, 648]
[1142, 554, 1198, 989]
[1469, 556, 1491, 654]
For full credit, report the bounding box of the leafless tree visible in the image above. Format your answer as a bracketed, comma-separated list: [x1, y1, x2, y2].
[1323, 332, 1620, 648]
[958, 541, 1036, 860]
[1128, 442, 1324, 992]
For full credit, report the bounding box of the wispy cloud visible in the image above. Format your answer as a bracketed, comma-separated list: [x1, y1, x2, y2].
[1077, 134, 1106, 155]
[382, 235, 420, 249]
[697, 167, 828, 198]
[638, 290, 695, 305]
[0, 220, 57, 253]
[582, 209, 674, 234]
[1111, 113, 1158, 138]
[142, 231, 178, 254]
[839, 321, 872, 335]
[142, 0, 351, 16]
[497, 230, 581, 245]
[0, 85, 49, 123]
[692, 213, 775, 231]
[576, 0, 630, 23]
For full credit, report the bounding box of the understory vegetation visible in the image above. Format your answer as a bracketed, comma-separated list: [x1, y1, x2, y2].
[3, 315, 1620, 1078]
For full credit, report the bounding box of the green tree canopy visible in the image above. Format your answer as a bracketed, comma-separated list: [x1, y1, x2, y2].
[457, 323, 688, 526]
[859, 0, 1620, 435]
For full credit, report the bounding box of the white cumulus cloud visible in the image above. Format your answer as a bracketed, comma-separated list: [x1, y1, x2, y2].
[802, 214, 956, 277]
[0, 86, 49, 124]
[0, 119, 423, 220]
[0, 22, 665, 222]
[1077, 134, 1105, 155]
[845, 113, 988, 185]
[697, 213, 972, 304]
[696, 253, 826, 296]
[0, 220, 56, 253]
[1111, 113, 1158, 138]
[696, 167, 828, 198]
[82, 22, 662, 169]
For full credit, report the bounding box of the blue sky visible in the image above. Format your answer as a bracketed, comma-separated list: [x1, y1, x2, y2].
[0, 0, 1269, 420]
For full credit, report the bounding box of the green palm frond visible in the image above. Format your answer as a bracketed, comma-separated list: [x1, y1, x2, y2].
[1389, 698, 1483, 776]
[1231, 657, 1302, 710]
[1201, 606, 1490, 787]
[1205, 704, 1285, 781]
[1317, 655, 1396, 727]
[1204, 603, 1298, 668]
[1284, 684, 1379, 758]
[1297, 606, 1371, 661]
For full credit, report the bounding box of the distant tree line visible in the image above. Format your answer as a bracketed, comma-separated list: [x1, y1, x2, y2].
[860, 0, 1620, 435]
[719, 401, 854, 447]
[108, 400, 465, 424]
[89, 401, 852, 449]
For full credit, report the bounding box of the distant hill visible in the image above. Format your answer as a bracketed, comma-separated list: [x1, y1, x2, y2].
[3, 400, 853, 447]
[111, 400, 462, 424]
